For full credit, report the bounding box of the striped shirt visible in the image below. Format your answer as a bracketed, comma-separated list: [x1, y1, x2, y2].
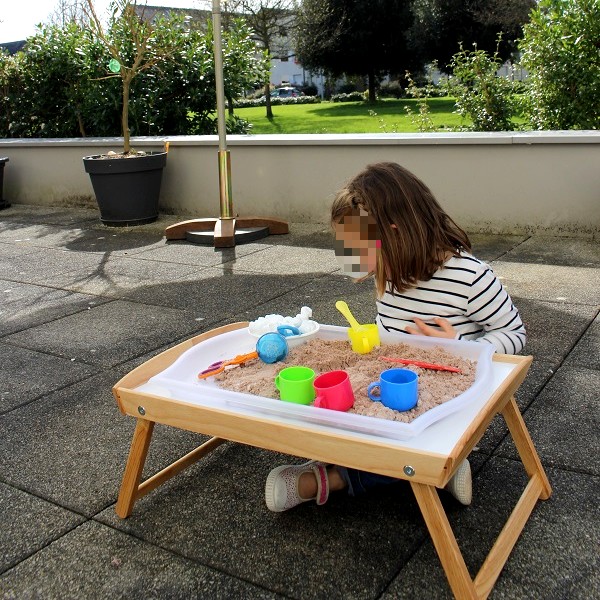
[376, 253, 526, 354]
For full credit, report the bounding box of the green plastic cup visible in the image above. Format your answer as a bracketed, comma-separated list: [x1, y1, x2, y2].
[275, 366, 316, 404]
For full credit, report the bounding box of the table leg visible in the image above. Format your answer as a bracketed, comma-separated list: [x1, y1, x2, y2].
[501, 396, 552, 499]
[411, 396, 552, 599]
[115, 419, 227, 518]
[411, 482, 478, 600]
[115, 418, 154, 518]
[471, 396, 552, 597]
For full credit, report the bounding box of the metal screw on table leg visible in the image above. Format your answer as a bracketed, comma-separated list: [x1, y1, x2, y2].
[138, 406, 146, 416]
[404, 465, 415, 477]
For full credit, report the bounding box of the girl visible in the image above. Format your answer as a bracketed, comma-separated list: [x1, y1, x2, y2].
[265, 162, 526, 512]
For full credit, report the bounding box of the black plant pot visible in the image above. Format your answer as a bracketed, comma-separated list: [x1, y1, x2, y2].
[83, 151, 167, 226]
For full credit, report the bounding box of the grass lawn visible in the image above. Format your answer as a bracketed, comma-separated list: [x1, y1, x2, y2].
[235, 97, 472, 134]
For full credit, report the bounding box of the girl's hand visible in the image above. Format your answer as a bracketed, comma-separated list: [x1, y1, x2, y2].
[406, 317, 457, 339]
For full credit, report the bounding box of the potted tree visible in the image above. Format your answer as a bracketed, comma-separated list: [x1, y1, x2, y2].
[83, 0, 178, 226]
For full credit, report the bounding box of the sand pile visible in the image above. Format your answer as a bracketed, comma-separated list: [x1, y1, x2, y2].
[214, 338, 476, 423]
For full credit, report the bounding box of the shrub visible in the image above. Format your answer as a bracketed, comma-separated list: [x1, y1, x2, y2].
[0, 50, 25, 137]
[0, 12, 266, 138]
[337, 82, 360, 94]
[519, 0, 600, 129]
[130, 17, 266, 137]
[511, 80, 530, 96]
[300, 83, 318, 97]
[331, 91, 365, 102]
[0, 24, 108, 138]
[232, 95, 321, 108]
[403, 71, 437, 133]
[187, 112, 252, 135]
[446, 39, 517, 131]
[378, 80, 404, 99]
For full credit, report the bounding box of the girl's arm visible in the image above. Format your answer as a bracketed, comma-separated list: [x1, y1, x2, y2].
[463, 264, 526, 354]
[406, 263, 526, 355]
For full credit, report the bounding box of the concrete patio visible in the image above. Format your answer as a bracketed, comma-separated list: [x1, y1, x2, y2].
[0, 204, 598, 599]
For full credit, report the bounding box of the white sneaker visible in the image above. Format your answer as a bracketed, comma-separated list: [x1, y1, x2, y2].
[445, 459, 472, 505]
[265, 461, 329, 512]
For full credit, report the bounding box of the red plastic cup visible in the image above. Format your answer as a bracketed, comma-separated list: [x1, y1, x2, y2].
[313, 370, 355, 412]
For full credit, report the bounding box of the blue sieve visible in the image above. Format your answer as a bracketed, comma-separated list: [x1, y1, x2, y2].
[256, 332, 289, 364]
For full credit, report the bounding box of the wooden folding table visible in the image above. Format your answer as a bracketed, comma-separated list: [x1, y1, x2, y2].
[112, 323, 551, 600]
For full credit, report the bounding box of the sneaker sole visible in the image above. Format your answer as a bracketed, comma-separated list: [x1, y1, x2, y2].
[449, 460, 472, 506]
[265, 464, 293, 512]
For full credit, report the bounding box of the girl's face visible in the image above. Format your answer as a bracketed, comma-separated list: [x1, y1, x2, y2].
[333, 210, 380, 278]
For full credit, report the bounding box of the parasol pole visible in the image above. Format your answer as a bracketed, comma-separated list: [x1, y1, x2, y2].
[212, 0, 234, 223]
[164, 0, 289, 246]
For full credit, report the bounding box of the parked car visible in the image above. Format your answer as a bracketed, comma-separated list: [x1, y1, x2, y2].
[272, 86, 304, 98]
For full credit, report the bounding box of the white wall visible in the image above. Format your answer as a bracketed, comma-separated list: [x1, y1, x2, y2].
[1, 132, 598, 236]
[270, 57, 304, 88]
[270, 57, 326, 95]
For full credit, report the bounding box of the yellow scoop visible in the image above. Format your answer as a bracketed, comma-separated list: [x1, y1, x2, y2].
[335, 300, 361, 330]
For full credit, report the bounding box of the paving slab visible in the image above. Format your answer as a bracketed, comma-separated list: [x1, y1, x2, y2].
[41, 255, 201, 298]
[0, 282, 109, 337]
[0, 482, 84, 574]
[496, 365, 600, 476]
[515, 297, 597, 365]
[216, 244, 340, 276]
[130, 238, 272, 266]
[0, 342, 99, 413]
[123, 268, 315, 322]
[0, 520, 279, 600]
[62, 229, 167, 257]
[0, 205, 183, 232]
[490, 467, 600, 600]
[0, 245, 102, 286]
[498, 235, 600, 268]
[0, 222, 91, 248]
[563, 312, 600, 371]
[382, 459, 600, 600]
[0, 205, 99, 227]
[265, 222, 333, 249]
[3, 300, 202, 367]
[0, 239, 40, 260]
[0, 369, 208, 516]
[468, 233, 528, 262]
[96, 443, 428, 599]
[491, 260, 600, 305]
[476, 358, 556, 454]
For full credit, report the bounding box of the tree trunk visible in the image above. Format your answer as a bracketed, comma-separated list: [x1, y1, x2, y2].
[264, 81, 273, 119]
[122, 78, 131, 154]
[368, 68, 377, 104]
[77, 111, 86, 137]
[264, 45, 273, 119]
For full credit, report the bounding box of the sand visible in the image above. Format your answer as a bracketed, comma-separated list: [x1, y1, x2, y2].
[214, 338, 477, 423]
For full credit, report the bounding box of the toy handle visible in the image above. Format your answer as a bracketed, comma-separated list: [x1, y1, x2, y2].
[367, 382, 382, 402]
[277, 325, 300, 337]
[313, 393, 327, 409]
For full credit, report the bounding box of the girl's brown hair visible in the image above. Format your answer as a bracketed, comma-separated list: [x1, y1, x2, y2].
[331, 162, 471, 297]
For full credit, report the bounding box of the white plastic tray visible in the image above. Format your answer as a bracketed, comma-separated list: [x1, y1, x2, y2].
[145, 325, 494, 440]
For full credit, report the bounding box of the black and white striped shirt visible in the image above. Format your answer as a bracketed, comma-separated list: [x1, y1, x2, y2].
[377, 253, 526, 354]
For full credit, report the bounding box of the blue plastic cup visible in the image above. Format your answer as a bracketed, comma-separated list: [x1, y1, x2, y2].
[367, 368, 418, 411]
